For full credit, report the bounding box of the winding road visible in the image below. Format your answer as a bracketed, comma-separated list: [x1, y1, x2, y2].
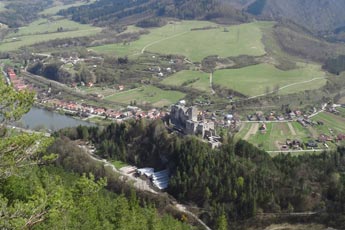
[247, 77, 326, 100]
[80, 145, 212, 230]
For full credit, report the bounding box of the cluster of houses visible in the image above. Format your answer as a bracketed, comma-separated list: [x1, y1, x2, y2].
[247, 110, 298, 122]
[42, 98, 166, 121]
[6, 68, 28, 91]
[147, 64, 175, 78]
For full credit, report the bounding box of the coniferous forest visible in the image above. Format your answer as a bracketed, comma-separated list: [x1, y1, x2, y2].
[56, 120, 345, 229]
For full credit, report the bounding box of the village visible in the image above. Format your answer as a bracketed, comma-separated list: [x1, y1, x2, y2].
[3, 64, 345, 154]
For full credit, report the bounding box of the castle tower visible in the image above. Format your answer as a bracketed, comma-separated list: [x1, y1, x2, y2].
[187, 106, 198, 122]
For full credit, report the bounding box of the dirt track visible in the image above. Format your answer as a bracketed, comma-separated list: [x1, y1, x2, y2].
[243, 123, 259, 140]
[287, 122, 296, 136]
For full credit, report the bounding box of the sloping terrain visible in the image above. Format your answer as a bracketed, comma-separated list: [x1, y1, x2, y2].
[245, 0, 345, 36]
[57, 0, 249, 26]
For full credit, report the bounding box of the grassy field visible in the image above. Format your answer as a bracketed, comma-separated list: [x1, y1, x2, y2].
[312, 112, 345, 135]
[213, 63, 326, 97]
[160, 70, 210, 92]
[236, 122, 314, 151]
[5, 18, 96, 38]
[40, 0, 97, 15]
[0, 18, 101, 51]
[236, 112, 345, 152]
[105, 85, 185, 107]
[111, 160, 128, 169]
[91, 21, 271, 62]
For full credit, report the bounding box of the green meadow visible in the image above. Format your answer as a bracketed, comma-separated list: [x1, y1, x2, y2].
[91, 21, 271, 62]
[160, 70, 210, 92]
[105, 85, 185, 107]
[0, 18, 101, 51]
[312, 112, 345, 135]
[5, 18, 97, 37]
[213, 63, 326, 97]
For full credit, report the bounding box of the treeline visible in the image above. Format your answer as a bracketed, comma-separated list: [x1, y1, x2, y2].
[58, 0, 159, 26]
[59, 120, 171, 169]
[136, 17, 166, 28]
[0, 0, 53, 27]
[246, 0, 267, 16]
[0, 164, 190, 229]
[323, 55, 345, 75]
[57, 120, 345, 229]
[27, 61, 74, 84]
[58, 0, 248, 27]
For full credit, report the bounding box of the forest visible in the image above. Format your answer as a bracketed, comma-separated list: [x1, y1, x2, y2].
[323, 55, 345, 75]
[0, 0, 54, 27]
[0, 79, 191, 229]
[58, 0, 248, 26]
[56, 120, 345, 229]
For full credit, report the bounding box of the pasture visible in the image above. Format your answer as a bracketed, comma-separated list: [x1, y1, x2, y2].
[0, 18, 101, 51]
[91, 21, 271, 62]
[105, 85, 185, 107]
[213, 63, 326, 97]
[160, 70, 210, 92]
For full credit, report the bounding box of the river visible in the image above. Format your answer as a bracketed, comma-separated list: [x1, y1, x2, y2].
[17, 107, 94, 131]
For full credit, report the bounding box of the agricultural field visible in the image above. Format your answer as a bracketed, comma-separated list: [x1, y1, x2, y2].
[160, 70, 210, 92]
[336, 107, 345, 117]
[236, 111, 345, 153]
[236, 122, 313, 151]
[213, 63, 326, 97]
[249, 122, 308, 150]
[0, 18, 101, 51]
[91, 21, 271, 62]
[105, 85, 185, 107]
[311, 112, 345, 135]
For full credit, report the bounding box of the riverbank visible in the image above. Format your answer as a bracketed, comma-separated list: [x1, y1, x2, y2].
[18, 106, 95, 132]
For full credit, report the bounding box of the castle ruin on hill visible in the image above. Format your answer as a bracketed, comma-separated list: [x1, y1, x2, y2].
[169, 102, 220, 148]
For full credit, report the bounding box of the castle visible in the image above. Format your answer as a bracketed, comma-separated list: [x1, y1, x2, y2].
[170, 101, 217, 141]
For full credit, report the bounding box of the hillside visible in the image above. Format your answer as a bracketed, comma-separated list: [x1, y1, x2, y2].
[245, 0, 345, 39]
[57, 0, 249, 26]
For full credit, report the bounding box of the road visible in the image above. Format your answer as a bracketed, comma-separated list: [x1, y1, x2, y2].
[80, 145, 158, 194]
[308, 103, 327, 118]
[209, 72, 215, 95]
[242, 120, 294, 123]
[246, 77, 327, 100]
[267, 149, 330, 154]
[5, 125, 51, 137]
[80, 145, 212, 230]
[21, 70, 130, 108]
[258, 211, 318, 217]
[140, 31, 189, 54]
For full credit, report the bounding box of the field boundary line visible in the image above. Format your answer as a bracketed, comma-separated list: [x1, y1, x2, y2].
[287, 122, 296, 136]
[140, 31, 189, 54]
[104, 87, 143, 99]
[247, 76, 326, 99]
